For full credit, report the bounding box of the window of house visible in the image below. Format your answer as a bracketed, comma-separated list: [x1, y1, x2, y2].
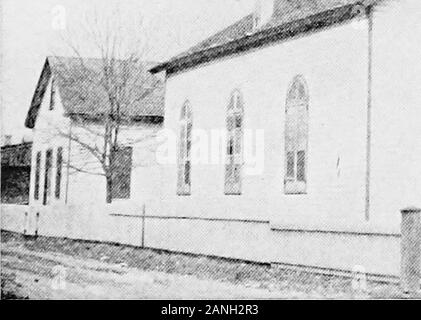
[225, 90, 243, 195]
[111, 146, 133, 200]
[49, 78, 55, 110]
[43, 149, 53, 205]
[34, 151, 41, 200]
[55, 147, 63, 199]
[284, 75, 309, 194]
[177, 101, 192, 195]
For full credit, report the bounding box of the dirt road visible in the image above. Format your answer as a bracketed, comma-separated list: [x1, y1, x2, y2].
[1, 231, 405, 299]
[1, 243, 286, 299]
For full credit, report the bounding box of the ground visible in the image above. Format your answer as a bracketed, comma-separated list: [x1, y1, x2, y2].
[0, 230, 409, 299]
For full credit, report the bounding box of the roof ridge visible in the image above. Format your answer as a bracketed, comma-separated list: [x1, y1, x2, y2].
[47, 55, 161, 65]
[151, 0, 380, 74]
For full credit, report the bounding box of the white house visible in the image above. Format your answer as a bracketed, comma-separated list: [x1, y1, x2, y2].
[2, 0, 420, 280]
[8, 56, 165, 244]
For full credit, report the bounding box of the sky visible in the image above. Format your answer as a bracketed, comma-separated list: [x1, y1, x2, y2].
[0, 0, 255, 143]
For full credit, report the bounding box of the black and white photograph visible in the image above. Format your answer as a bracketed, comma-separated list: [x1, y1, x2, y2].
[1, 0, 421, 303]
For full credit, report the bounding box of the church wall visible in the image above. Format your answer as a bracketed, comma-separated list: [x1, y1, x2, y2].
[370, 0, 421, 225]
[143, 17, 404, 275]
[160, 18, 370, 228]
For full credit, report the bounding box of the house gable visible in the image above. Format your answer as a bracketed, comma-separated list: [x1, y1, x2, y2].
[25, 56, 165, 129]
[35, 74, 67, 132]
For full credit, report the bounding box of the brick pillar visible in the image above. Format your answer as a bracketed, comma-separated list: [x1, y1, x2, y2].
[401, 207, 421, 294]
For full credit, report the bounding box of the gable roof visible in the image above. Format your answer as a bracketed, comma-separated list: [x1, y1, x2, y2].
[25, 56, 165, 129]
[150, 0, 382, 75]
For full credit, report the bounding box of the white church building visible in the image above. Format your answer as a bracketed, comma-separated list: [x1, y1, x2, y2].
[2, 0, 421, 280]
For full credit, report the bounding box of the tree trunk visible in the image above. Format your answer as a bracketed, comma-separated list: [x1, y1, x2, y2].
[106, 174, 112, 204]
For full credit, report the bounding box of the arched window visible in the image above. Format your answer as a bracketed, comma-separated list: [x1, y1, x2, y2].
[225, 90, 243, 195]
[177, 101, 192, 195]
[284, 75, 309, 194]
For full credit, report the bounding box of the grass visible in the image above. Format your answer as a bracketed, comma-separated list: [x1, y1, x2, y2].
[1, 271, 29, 300]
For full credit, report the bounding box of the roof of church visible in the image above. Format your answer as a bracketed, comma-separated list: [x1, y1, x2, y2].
[150, 0, 381, 74]
[25, 56, 165, 129]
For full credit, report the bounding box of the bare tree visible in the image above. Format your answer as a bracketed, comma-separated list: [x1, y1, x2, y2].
[51, 8, 163, 203]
